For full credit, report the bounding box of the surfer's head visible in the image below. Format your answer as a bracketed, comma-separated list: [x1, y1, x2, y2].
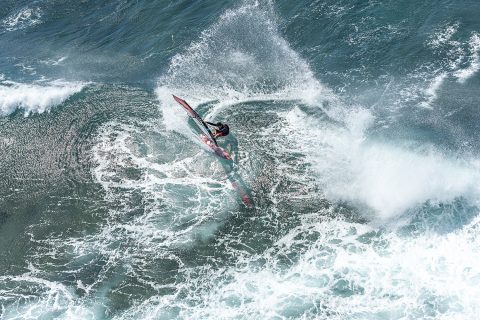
[214, 123, 229, 137]
[220, 123, 229, 136]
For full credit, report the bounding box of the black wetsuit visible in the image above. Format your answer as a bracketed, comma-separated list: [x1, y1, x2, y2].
[206, 122, 229, 136]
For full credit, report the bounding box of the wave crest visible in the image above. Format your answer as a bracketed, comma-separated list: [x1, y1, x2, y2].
[0, 80, 85, 116]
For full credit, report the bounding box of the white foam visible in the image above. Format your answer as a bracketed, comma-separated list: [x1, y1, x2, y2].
[0, 80, 85, 116]
[40, 56, 68, 66]
[89, 119, 236, 251]
[429, 27, 480, 84]
[155, 87, 193, 135]
[335, 144, 477, 218]
[2, 6, 42, 31]
[282, 106, 480, 220]
[428, 23, 459, 49]
[397, 25, 479, 110]
[421, 73, 446, 108]
[11, 120, 236, 318]
[0, 274, 87, 319]
[114, 215, 480, 319]
[454, 33, 480, 83]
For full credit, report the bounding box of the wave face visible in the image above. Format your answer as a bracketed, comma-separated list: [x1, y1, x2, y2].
[1, 0, 480, 319]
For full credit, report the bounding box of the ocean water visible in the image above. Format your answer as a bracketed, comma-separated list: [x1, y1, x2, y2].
[1, 0, 480, 319]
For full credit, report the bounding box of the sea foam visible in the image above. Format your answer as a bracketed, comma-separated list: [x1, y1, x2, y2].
[0, 80, 85, 116]
[283, 106, 480, 220]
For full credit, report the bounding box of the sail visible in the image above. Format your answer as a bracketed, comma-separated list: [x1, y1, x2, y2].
[172, 95, 218, 146]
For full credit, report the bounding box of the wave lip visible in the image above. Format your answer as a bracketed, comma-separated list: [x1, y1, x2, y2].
[0, 80, 86, 116]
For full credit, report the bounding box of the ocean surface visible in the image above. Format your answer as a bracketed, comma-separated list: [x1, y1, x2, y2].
[1, 0, 480, 319]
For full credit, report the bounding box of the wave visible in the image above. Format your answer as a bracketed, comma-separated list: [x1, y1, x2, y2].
[0, 80, 85, 116]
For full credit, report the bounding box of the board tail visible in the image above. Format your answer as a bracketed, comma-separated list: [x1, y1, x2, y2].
[230, 180, 254, 209]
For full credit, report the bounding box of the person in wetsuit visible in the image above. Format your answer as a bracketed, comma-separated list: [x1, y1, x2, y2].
[206, 122, 229, 138]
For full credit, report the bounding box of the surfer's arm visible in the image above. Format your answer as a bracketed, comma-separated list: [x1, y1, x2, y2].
[205, 121, 217, 127]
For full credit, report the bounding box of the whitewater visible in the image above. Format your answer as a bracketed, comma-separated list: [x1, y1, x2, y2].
[1, 0, 480, 319]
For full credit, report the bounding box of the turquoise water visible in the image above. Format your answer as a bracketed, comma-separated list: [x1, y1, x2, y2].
[1, 0, 480, 319]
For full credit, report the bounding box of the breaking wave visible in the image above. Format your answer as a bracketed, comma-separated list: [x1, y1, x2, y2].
[0, 80, 85, 116]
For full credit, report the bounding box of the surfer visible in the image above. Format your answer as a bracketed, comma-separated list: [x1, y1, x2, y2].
[172, 94, 232, 160]
[206, 122, 229, 138]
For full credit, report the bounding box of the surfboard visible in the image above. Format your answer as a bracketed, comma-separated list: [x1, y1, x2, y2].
[172, 95, 232, 160]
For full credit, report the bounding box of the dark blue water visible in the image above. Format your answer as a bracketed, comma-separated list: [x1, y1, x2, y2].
[1, 1, 480, 319]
